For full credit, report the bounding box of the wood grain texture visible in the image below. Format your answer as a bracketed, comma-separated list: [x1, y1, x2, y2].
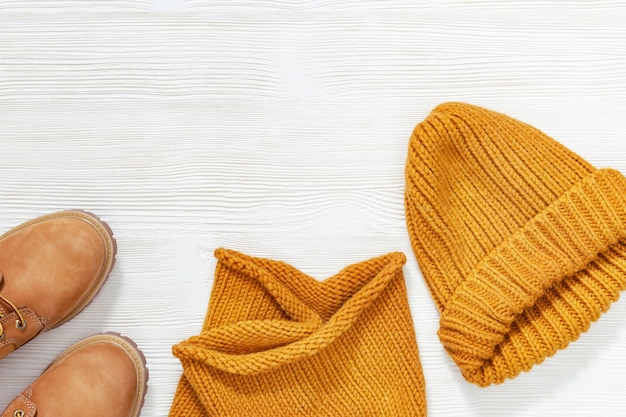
[1, 1, 626, 416]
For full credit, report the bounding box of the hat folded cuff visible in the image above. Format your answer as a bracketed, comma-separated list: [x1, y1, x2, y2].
[439, 168, 626, 386]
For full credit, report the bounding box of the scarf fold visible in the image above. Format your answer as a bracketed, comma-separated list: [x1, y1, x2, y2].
[169, 248, 426, 417]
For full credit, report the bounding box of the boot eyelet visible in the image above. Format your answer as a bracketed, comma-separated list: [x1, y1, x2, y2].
[15, 319, 27, 331]
[14, 410, 25, 417]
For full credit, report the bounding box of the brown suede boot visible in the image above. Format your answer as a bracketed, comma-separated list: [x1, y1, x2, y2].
[0, 211, 116, 360]
[1, 333, 148, 417]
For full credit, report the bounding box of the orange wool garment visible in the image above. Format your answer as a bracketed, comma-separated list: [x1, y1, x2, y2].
[169, 249, 426, 417]
[405, 102, 626, 387]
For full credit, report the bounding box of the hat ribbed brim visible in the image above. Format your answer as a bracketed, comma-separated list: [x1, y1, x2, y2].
[439, 168, 626, 386]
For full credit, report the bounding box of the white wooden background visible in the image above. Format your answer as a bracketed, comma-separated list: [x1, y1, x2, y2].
[1, 1, 626, 416]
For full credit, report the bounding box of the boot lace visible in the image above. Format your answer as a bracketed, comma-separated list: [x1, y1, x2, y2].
[0, 273, 27, 339]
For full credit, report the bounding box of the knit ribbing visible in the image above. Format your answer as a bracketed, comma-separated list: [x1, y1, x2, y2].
[405, 102, 626, 386]
[169, 249, 426, 416]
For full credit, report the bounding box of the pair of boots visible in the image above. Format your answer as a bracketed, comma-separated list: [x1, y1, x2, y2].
[0, 211, 147, 417]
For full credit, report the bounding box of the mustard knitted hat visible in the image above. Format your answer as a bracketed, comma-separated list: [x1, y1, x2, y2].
[405, 102, 626, 387]
[169, 248, 426, 417]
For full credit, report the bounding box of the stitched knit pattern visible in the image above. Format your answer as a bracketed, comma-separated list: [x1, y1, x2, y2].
[405, 102, 626, 387]
[168, 249, 426, 417]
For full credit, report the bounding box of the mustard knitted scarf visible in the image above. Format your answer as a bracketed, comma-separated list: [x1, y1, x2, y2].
[169, 248, 427, 416]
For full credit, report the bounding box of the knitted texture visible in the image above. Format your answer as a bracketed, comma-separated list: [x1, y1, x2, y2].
[405, 102, 626, 387]
[169, 248, 426, 417]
